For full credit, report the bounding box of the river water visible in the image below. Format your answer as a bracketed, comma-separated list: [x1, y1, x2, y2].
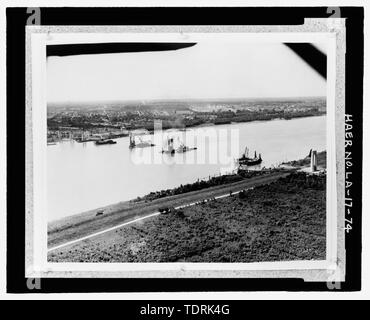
[47, 115, 326, 222]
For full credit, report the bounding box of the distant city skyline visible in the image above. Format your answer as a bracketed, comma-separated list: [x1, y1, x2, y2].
[47, 42, 327, 105]
[47, 96, 326, 108]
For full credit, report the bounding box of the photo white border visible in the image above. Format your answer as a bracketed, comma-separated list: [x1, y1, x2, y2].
[25, 20, 345, 281]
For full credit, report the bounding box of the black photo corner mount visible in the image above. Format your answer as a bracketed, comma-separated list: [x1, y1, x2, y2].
[6, 6, 363, 293]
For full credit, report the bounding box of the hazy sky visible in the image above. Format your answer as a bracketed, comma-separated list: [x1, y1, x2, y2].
[47, 42, 326, 103]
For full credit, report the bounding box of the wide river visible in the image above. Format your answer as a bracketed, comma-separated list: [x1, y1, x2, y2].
[47, 115, 326, 222]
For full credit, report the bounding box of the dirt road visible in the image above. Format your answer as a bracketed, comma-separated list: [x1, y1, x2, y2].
[48, 170, 291, 249]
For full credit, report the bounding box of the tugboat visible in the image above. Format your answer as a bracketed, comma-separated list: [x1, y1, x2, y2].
[238, 147, 262, 166]
[95, 139, 117, 145]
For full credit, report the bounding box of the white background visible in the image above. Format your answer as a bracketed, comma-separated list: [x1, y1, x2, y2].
[0, 0, 369, 300]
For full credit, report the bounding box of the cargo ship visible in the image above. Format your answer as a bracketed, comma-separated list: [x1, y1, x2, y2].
[238, 147, 262, 166]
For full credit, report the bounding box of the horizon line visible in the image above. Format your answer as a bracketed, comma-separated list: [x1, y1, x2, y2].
[48, 96, 326, 106]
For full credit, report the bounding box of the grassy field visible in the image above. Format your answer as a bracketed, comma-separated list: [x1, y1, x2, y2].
[48, 172, 326, 263]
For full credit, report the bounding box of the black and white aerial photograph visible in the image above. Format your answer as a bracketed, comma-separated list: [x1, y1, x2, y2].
[4, 2, 367, 300]
[46, 39, 328, 263]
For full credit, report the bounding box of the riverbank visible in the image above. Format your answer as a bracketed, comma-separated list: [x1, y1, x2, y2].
[48, 113, 326, 144]
[48, 169, 291, 249]
[48, 171, 326, 262]
[134, 169, 272, 202]
[147, 111, 326, 132]
[129, 113, 326, 134]
[281, 151, 326, 169]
